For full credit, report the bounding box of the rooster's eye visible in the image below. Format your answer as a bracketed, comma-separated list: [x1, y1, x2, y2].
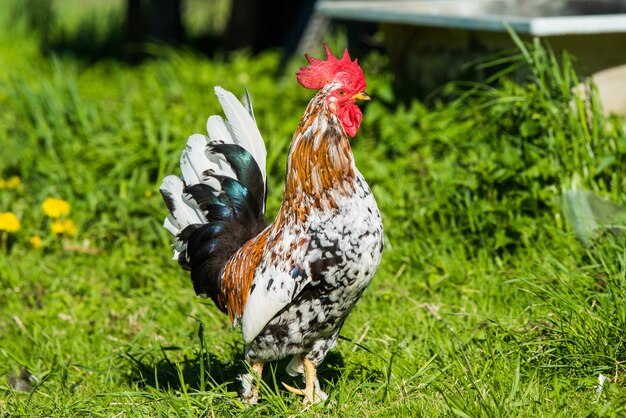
[338, 90, 346, 96]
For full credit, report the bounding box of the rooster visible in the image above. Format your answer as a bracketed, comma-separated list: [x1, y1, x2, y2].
[160, 44, 383, 404]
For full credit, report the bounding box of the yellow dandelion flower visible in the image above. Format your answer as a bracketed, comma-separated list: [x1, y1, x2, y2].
[63, 219, 77, 237]
[42, 197, 71, 218]
[0, 179, 5, 189]
[5, 176, 21, 189]
[51, 219, 65, 234]
[0, 212, 20, 232]
[30, 235, 42, 248]
[50, 219, 77, 236]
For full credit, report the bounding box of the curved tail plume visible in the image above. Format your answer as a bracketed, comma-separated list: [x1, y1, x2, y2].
[160, 88, 267, 304]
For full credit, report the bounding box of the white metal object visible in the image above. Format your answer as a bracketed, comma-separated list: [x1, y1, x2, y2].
[316, 0, 626, 36]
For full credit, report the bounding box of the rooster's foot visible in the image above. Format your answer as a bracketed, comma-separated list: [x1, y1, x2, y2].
[240, 361, 264, 405]
[282, 357, 328, 405]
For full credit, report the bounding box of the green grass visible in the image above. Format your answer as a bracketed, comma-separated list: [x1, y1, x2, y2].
[1, 2, 626, 416]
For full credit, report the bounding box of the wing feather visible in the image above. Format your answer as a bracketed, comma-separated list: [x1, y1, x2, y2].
[240, 264, 311, 344]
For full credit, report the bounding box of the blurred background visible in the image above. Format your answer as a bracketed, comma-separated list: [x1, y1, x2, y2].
[11, 0, 626, 107]
[11, 0, 220, 57]
[11, 0, 324, 61]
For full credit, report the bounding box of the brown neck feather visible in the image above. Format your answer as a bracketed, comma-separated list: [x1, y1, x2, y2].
[220, 90, 358, 323]
[278, 90, 356, 222]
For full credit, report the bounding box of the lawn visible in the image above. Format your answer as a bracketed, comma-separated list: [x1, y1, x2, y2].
[1, 2, 625, 417]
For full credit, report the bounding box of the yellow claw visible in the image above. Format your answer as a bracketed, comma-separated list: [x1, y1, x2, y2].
[281, 357, 328, 405]
[282, 381, 306, 396]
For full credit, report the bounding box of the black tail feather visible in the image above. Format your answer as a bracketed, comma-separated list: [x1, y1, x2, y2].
[218, 177, 259, 221]
[177, 145, 267, 308]
[209, 144, 265, 211]
[184, 184, 226, 209]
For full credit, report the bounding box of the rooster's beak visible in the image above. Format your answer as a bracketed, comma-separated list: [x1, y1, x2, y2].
[352, 92, 371, 101]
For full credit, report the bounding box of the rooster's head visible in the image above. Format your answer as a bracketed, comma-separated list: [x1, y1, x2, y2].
[296, 43, 368, 137]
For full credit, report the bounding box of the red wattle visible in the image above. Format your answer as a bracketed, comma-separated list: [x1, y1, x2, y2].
[340, 104, 362, 138]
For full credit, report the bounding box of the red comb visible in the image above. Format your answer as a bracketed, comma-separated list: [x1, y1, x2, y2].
[296, 43, 366, 92]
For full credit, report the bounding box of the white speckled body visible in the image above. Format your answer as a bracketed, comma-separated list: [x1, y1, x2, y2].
[239, 86, 384, 370]
[245, 172, 383, 365]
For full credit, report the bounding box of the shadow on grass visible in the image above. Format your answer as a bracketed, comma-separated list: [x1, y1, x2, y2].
[124, 346, 346, 395]
[125, 347, 242, 392]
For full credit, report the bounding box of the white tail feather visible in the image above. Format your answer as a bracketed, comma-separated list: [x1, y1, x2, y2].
[205, 116, 242, 177]
[185, 134, 235, 182]
[180, 151, 201, 186]
[163, 216, 179, 235]
[179, 134, 237, 196]
[182, 191, 206, 221]
[214, 87, 266, 183]
[161, 87, 267, 259]
[207, 115, 234, 145]
[160, 175, 204, 228]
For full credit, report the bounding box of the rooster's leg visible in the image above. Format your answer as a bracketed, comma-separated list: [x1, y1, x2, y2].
[282, 357, 328, 405]
[240, 361, 264, 405]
